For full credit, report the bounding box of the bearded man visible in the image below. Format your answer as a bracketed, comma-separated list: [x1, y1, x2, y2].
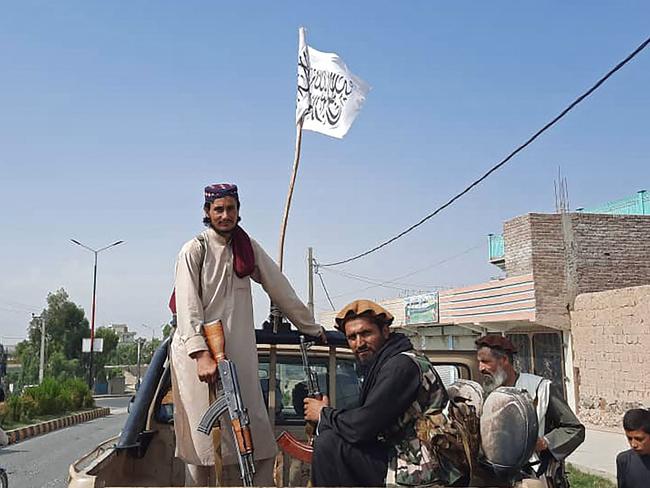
[171, 183, 325, 486]
[304, 300, 449, 487]
[476, 335, 584, 488]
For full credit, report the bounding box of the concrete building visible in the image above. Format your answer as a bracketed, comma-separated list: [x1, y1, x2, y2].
[110, 323, 137, 344]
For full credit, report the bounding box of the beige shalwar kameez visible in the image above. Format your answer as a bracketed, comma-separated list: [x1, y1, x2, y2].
[171, 227, 320, 469]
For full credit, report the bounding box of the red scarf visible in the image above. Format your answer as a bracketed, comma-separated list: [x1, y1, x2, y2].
[168, 226, 255, 314]
[231, 225, 255, 278]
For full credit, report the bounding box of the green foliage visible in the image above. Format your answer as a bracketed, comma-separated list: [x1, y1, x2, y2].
[5, 394, 37, 423]
[92, 326, 119, 383]
[566, 464, 615, 488]
[61, 377, 95, 409]
[13, 340, 39, 387]
[105, 337, 161, 366]
[29, 289, 90, 361]
[47, 349, 84, 381]
[162, 323, 173, 338]
[12, 288, 165, 394]
[1, 377, 94, 426]
[14, 288, 91, 388]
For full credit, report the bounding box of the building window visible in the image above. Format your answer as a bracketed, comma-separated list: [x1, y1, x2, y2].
[508, 334, 532, 374]
[507, 332, 566, 399]
[532, 333, 565, 397]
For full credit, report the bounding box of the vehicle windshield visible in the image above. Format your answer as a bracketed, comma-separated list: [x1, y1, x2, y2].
[258, 355, 360, 425]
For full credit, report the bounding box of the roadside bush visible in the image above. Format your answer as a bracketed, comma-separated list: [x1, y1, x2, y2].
[1, 377, 94, 425]
[28, 378, 71, 415]
[5, 394, 37, 423]
[62, 378, 94, 410]
[0, 401, 7, 425]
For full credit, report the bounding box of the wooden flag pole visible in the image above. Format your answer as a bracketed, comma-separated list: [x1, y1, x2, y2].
[278, 117, 305, 271]
[268, 119, 304, 429]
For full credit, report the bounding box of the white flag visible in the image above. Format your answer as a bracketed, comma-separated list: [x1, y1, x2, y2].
[295, 27, 370, 139]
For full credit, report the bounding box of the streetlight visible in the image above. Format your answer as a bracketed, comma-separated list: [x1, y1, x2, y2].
[140, 323, 155, 341]
[32, 314, 45, 384]
[71, 239, 124, 390]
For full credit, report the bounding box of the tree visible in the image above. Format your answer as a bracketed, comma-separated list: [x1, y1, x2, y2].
[29, 289, 90, 362]
[161, 322, 173, 339]
[92, 327, 119, 384]
[14, 340, 39, 387]
[16, 288, 90, 386]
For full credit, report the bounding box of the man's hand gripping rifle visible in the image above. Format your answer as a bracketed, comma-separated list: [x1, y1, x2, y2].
[197, 320, 255, 487]
[276, 335, 322, 465]
[300, 335, 322, 402]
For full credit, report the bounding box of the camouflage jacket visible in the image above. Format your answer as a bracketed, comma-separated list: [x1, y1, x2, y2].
[381, 351, 448, 486]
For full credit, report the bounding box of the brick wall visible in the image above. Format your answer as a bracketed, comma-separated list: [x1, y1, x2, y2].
[502, 212, 650, 330]
[571, 285, 650, 426]
[529, 214, 571, 329]
[504, 214, 534, 276]
[571, 214, 650, 294]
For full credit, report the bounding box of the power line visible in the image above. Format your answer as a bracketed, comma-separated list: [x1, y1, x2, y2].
[320, 35, 650, 268]
[322, 267, 443, 292]
[331, 242, 483, 287]
[317, 242, 483, 299]
[315, 268, 336, 310]
[0, 298, 40, 313]
[0, 305, 34, 314]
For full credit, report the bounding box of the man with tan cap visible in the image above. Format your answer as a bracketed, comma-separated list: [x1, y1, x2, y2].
[304, 299, 449, 487]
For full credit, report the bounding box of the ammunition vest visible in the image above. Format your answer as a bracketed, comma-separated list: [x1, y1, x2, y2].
[382, 351, 449, 486]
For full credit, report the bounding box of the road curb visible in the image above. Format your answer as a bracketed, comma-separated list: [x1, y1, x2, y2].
[5, 406, 111, 445]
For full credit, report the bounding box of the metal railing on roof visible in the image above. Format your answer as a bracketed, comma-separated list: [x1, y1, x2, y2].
[487, 190, 648, 264]
[576, 190, 648, 216]
[488, 233, 505, 261]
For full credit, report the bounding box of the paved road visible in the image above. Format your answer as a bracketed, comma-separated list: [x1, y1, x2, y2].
[0, 397, 130, 488]
[568, 426, 629, 481]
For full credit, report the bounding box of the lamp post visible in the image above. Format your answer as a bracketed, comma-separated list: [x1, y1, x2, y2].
[32, 314, 45, 384]
[71, 239, 124, 390]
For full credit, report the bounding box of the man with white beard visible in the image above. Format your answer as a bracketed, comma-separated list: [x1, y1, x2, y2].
[476, 335, 584, 488]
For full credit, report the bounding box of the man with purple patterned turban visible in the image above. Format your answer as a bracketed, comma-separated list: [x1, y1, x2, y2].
[171, 183, 325, 486]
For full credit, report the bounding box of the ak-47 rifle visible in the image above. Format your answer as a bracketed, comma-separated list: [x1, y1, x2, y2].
[197, 320, 255, 487]
[299, 335, 322, 401]
[276, 334, 322, 464]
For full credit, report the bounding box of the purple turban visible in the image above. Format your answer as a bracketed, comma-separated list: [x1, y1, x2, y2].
[204, 183, 239, 203]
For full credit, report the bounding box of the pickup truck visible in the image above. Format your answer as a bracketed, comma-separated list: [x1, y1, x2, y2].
[68, 327, 479, 488]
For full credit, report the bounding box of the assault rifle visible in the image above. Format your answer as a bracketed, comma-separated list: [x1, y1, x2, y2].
[276, 335, 323, 464]
[197, 320, 255, 486]
[299, 335, 322, 400]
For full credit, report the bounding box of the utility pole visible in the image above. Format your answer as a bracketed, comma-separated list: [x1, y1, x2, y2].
[136, 338, 143, 391]
[34, 314, 45, 384]
[307, 247, 314, 316]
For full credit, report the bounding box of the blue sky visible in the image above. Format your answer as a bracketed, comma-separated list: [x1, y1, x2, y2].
[1, 2, 649, 344]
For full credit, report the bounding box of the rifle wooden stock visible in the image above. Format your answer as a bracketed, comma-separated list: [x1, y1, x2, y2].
[204, 320, 226, 361]
[277, 431, 313, 464]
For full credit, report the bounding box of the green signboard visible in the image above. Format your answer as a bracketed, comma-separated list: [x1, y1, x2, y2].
[405, 293, 439, 324]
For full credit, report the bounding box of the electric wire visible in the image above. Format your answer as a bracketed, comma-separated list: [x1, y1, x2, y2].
[316, 242, 483, 299]
[319, 35, 650, 268]
[322, 267, 442, 292]
[326, 242, 483, 288]
[315, 268, 336, 310]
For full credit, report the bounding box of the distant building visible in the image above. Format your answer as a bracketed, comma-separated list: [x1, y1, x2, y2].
[110, 323, 137, 344]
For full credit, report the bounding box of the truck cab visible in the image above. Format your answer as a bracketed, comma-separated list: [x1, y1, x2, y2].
[68, 328, 478, 488]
